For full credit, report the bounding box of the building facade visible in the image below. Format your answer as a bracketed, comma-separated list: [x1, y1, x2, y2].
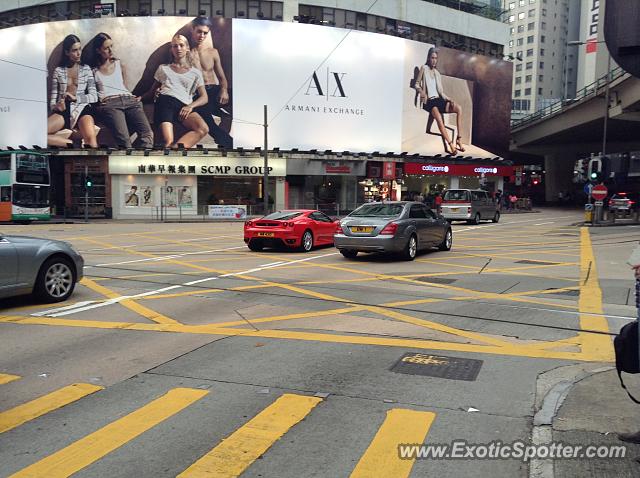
[503, 0, 581, 120]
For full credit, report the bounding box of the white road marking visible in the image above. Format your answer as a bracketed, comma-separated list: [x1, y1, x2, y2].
[92, 246, 246, 266]
[34, 252, 338, 318]
[534, 222, 555, 226]
[40, 285, 183, 317]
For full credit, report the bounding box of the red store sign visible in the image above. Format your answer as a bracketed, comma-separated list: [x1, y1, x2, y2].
[404, 163, 514, 176]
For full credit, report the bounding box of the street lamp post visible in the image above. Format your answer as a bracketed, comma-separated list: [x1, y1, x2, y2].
[567, 39, 612, 224]
[567, 40, 611, 158]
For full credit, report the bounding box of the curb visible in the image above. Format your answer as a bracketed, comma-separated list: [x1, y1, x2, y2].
[529, 365, 614, 478]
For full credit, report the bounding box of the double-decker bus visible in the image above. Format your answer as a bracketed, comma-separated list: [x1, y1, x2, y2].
[0, 151, 51, 223]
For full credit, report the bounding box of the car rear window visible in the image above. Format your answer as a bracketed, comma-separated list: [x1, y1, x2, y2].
[350, 204, 404, 217]
[263, 211, 303, 220]
[443, 190, 470, 201]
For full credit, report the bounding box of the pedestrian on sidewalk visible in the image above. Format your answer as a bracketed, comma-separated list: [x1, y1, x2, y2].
[617, 242, 640, 444]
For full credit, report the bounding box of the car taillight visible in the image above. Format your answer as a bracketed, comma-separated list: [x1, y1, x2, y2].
[284, 222, 294, 227]
[335, 222, 343, 234]
[467, 207, 472, 214]
[630, 201, 636, 205]
[244, 221, 253, 228]
[609, 200, 613, 206]
[380, 222, 398, 235]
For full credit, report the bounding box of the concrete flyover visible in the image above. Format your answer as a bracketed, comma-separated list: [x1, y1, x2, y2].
[510, 69, 640, 202]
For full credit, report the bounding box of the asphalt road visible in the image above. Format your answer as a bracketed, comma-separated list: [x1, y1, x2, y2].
[1, 209, 638, 477]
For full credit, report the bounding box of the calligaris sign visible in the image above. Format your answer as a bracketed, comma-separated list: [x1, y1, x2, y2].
[108, 156, 286, 176]
[403, 163, 514, 176]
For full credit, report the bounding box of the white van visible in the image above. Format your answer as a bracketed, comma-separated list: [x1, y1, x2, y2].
[441, 189, 500, 224]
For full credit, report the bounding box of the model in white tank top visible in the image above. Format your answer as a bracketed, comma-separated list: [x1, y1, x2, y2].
[94, 60, 131, 101]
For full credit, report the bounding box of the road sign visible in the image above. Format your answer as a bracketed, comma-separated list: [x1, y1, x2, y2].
[591, 184, 608, 201]
[583, 183, 593, 195]
[594, 200, 604, 206]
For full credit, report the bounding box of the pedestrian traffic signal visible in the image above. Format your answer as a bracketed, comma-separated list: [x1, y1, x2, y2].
[85, 176, 93, 188]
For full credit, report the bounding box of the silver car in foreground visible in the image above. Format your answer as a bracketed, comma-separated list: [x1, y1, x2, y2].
[334, 201, 452, 260]
[0, 233, 84, 302]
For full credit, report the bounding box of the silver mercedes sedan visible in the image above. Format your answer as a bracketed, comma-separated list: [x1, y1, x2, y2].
[0, 233, 84, 302]
[334, 201, 452, 260]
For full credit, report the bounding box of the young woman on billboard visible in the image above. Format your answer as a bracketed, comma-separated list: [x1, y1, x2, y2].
[91, 32, 154, 149]
[47, 34, 99, 148]
[415, 47, 466, 156]
[142, 34, 209, 148]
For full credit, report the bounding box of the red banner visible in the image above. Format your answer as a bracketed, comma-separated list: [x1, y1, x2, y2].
[403, 163, 514, 176]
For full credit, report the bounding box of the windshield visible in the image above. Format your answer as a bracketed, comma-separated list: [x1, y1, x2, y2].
[263, 211, 303, 220]
[350, 204, 404, 217]
[443, 190, 470, 201]
[12, 184, 50, 208]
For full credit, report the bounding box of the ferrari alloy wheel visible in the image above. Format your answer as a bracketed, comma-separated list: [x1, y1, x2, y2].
[301, 230, 314, 252]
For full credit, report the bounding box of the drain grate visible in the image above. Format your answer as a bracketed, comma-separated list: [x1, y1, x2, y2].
[416, 277, 458, 284]
[391, 352, 483, 381]
[546, 288, 580, 297]
[515, 260, 560, 266]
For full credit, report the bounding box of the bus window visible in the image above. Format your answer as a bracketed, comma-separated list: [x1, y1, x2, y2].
[0, 157, 9, 170]
[0, 186, 10, 202]
[13, 185, 49, 207]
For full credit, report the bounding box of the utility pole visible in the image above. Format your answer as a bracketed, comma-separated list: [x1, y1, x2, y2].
[84, 163, 88, 223]
[263, 104, 268, 215]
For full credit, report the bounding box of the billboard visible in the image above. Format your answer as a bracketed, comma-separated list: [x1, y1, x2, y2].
[0, 17, 511, 158]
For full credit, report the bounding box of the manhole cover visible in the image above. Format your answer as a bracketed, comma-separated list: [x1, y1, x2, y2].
[546, 288, 580, 297]
[391, 352, 483, 381]
[515, 260, 559, 265]
[416, 277, 458, 284]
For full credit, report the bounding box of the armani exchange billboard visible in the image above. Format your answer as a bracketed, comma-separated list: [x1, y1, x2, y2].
[0, 17, 512, 158]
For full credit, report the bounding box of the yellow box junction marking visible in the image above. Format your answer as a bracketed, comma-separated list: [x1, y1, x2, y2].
[0, 373, 20, 385]
[80, 277, 180, 325]
[0, 383, 103, 434]
[178, 393, 322, 478]
[350, 409, 436, 478]
[10, 388, 208, 478]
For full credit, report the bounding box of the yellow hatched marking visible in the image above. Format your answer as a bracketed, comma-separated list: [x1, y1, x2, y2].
[0, 313, 607, 362]
[10, 388, 208, 478]
[178, 393, 322, 478]
[350, 409, 435, 478]
[213, 305, 367, 328]
[0, 373, 20, 385]
[0, 383, 103, 434]
[80, 277, 180, 325]
[576, 228, 614, 361]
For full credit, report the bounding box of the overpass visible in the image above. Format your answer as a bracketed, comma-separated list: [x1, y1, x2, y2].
[510, 67, 640, 201]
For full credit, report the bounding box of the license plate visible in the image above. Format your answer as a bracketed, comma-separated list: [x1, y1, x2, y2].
[351, 226, 374, 233]
[451, 208, 459, 212]
[257, 232, 275, 237]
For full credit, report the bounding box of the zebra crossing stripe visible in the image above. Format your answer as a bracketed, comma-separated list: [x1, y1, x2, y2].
[350, 409, 436, 478]
[9, 387, 208, 478]
[178, 393, 322, 478]
[0, 383, 103, 434]
[0, 373, 20, 385]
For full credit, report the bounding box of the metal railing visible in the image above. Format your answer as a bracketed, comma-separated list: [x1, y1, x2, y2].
[511, 66, 627, 129]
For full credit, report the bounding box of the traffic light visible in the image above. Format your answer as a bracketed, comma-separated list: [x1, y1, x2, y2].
[587, 158, 603, 183]
[85, 176, 93, 188]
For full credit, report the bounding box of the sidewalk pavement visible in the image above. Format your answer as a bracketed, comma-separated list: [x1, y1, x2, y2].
[545, 367, 640, 476]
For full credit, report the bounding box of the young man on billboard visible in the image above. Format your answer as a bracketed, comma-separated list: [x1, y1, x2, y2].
[188, 16, 233, 149]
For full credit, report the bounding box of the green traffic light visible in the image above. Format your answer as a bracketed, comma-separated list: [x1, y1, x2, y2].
[590, 172, 598, 179]
[86, 177, 92, 187]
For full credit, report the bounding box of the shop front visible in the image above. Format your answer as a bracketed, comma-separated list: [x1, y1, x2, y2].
[286, 158, 366, 215]
[363, 161, 403, 202]
[108, 155, 286, 219]
[403, 163, 514, 201]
